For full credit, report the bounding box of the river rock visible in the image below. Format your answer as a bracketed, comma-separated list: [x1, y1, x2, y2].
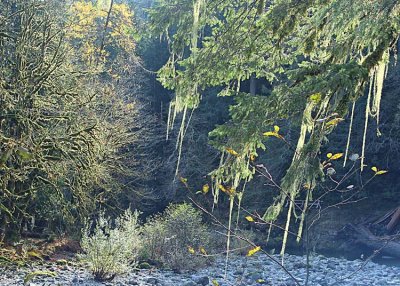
[194, 276, 209, 285]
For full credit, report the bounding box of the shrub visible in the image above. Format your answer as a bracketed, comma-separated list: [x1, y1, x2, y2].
[80, 209, 141, 281]
[141, 203, 211, 271]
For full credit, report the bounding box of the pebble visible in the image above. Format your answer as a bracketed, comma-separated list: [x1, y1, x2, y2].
[1, 254, 399, 286]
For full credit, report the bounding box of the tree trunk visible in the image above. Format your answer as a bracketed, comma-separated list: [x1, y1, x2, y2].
[250, 73, 256, 95]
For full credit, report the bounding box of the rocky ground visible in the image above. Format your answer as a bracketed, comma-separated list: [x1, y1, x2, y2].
[1, 253, 399, 286]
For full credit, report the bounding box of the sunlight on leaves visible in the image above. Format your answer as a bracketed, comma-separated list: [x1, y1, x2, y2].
[247, 246, 261, 257]
[263, 125, 283, 139]
[187, 246, 195, 254]
[371, 166, 388, 175]
[326, 118, 344, 127]
[245, 216, 254, 222]
[225, 147, 239, 157]
[202, 184, 209, 194]
[218, 184, 236, 196]
[199, 246, 207, 255]
[330, 153, 343, 160]
[309, 93, 322, 103]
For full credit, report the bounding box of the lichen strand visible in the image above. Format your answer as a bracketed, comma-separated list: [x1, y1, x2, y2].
[361, 51, 389, 170]
[191, 0, 203, 51]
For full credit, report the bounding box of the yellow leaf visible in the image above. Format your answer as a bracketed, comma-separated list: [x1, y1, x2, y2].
[188, 246, 195, 254]
[245, 216, 254, 222]
[371, 166, 378, 172]
[212, 279, 219, 286]
[326, 118, 344, 127]
[257, 279, 266, 284]
[250, 154, 256, 161]
[199, 246, 207, 255]
[218, 184, 227, 193]
[263, 131, 276, 137]
[263, 131, 283, 139]
[376, 170, 388, 175]
[330, 153, 343, 160]
[247, 246, 261, 257]
[225, 147, 239, 157]
[218, 184, 235, 196]
[263, 126, 282, 139]
[202, 184, 209, 194]
[303, 183, 311, 190]
[326, 153, 333, 158]
[179, 176, 189, 188]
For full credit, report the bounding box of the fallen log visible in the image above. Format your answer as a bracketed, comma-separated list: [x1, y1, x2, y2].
[372, 207, 397, 225]
[387, 207, 400, 233]
[347, 224, 400, 258]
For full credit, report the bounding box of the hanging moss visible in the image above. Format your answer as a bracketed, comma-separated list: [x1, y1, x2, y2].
[343, 101, 356, 167]
[149, 0, 400, 257]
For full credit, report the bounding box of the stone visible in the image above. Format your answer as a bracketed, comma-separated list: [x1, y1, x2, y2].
[194, 276, 209, 285]
[282, 280, 297, 286]
[326, 262, 337, 269]
[147, 277, 159, 285]
[292, 262, 308, 269]
[139, 262, 152, 269]
[183, 281, 197, 286]
[246, 271, 263, 281]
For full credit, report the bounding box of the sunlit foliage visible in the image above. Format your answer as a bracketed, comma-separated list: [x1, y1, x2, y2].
[0, 0, 151, 241]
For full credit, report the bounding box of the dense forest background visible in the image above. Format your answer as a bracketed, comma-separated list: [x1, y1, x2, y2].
[1, 0, 400, 259]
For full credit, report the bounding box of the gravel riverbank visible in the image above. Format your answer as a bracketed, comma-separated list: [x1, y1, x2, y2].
[1, 253, 399, 286]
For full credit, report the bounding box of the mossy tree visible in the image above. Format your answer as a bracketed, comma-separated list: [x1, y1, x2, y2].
[0, 0, 158, 241]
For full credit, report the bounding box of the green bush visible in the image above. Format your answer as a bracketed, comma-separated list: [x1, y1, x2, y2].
[80, 209, 141, 281]
[141, 203, 211, 271]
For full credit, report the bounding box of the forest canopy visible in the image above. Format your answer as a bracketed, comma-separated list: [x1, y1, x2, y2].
[0, 0, 400, 264]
